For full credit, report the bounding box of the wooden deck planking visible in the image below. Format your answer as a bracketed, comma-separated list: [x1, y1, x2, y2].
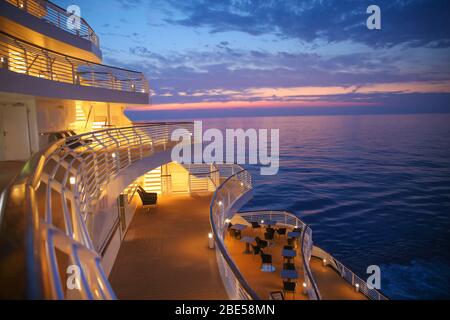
[108, 194, 228, 300]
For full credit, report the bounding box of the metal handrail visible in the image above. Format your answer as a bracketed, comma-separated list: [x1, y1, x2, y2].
[311, 246, 389, 300]
[209, 167, 259, 300]
[4, 0, 100, 47]
[300, 226, 321, 300]
[0, 122, 194, 299]
[0, 31, 149, 93]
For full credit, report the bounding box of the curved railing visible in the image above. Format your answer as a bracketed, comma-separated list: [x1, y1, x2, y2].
[0, 122, 193, 299]
[209, 167, 321, 300]
[311, 247, 388, 300]
[301, 225, 322, 300]
[209, 167, 259, 300]
[0, 31, 148, 93]
[235, 210, 321, 300]
[5, 0, 99, 47]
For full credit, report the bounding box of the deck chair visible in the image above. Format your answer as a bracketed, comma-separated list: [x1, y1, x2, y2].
[283, 281, 296, 299]
[137, 186, 157, 212]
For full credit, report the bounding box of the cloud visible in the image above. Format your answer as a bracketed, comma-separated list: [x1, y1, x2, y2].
[115, 0, 142, 10]
[165, 0, 450, 48]
[120, 43, 450, 105]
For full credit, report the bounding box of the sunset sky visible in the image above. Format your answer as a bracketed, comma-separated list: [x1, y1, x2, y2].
[56, 0, 450, 118]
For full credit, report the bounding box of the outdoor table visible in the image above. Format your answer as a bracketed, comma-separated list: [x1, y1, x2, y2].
[231, 224, 248, 231]
[282, 249, 297, 258]
[282, 249, 297, 263]
[241, 236, 256, 254]
[287, 231, 301, 239]
[281, 269, 298, 281]
[287, 231, 301, 249]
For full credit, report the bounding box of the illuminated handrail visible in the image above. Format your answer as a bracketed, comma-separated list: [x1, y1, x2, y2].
[4, 0, 99, 47]
[0, 31, 149, 93]
[311, 246, 389, 300]
[184, 164, 220, 192]
[210, 167, 259, 300]
[0, 122, 194, 299]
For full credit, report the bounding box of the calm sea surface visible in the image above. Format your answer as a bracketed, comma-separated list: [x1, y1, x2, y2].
[145, 113, 450, 299]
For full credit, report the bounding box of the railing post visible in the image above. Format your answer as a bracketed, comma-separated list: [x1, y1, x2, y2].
[109, 73, 114, 90]
[91, 67, 95, 87]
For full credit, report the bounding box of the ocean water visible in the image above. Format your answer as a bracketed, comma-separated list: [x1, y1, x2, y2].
[137, 113, 450, 299]
[200, 114, 450, 300]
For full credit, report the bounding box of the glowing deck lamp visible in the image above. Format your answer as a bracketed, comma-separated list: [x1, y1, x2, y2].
[225, 218, 231, 224]
[355, 283, 360, 293]
[111, 152, 117, 159]
[69, 177, 76, 185]
[218, 201, 223, 206]
[322, 258, 327, 267]
[302, 282, 308, 295]
[208, 233, 215, 249]
[261, 220, 264, 224]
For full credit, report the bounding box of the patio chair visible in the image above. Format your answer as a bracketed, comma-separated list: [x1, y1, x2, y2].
[137, 186, 157, 212]
[283, 263, 296, 270]
[251, 221, 261, 232]
[255, 237, 268, 250]
[283, 281, 296, 299]
[276, 228, 287, 237]
[264, 231, 275, 247]
[251, 244, 261, 259]
[260, 252, 274, 272]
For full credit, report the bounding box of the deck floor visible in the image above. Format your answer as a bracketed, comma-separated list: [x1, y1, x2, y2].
[224, 220, 366, 300]
[108, 194, 228, 300]
[0, 161, 24, 193]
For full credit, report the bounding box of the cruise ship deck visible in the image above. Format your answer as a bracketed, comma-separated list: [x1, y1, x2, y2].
[109, 194, 228, 300]
[224, 223, 366, 300]
[109, 193, 366, 300]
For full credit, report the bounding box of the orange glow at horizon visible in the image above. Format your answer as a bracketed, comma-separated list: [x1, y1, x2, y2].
[128, 99, 379, 111]
[127, 80, 450, 111]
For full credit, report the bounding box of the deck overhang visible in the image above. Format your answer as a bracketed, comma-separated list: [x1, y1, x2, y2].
[0, 69, 150, 104]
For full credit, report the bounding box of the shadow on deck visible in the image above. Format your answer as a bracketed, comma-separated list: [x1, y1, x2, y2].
[108, 194, 228, 300]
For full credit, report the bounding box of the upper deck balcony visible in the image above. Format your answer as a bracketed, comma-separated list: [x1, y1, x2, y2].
[0, 31, 149, 104]
[1, 0, 101, 62]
